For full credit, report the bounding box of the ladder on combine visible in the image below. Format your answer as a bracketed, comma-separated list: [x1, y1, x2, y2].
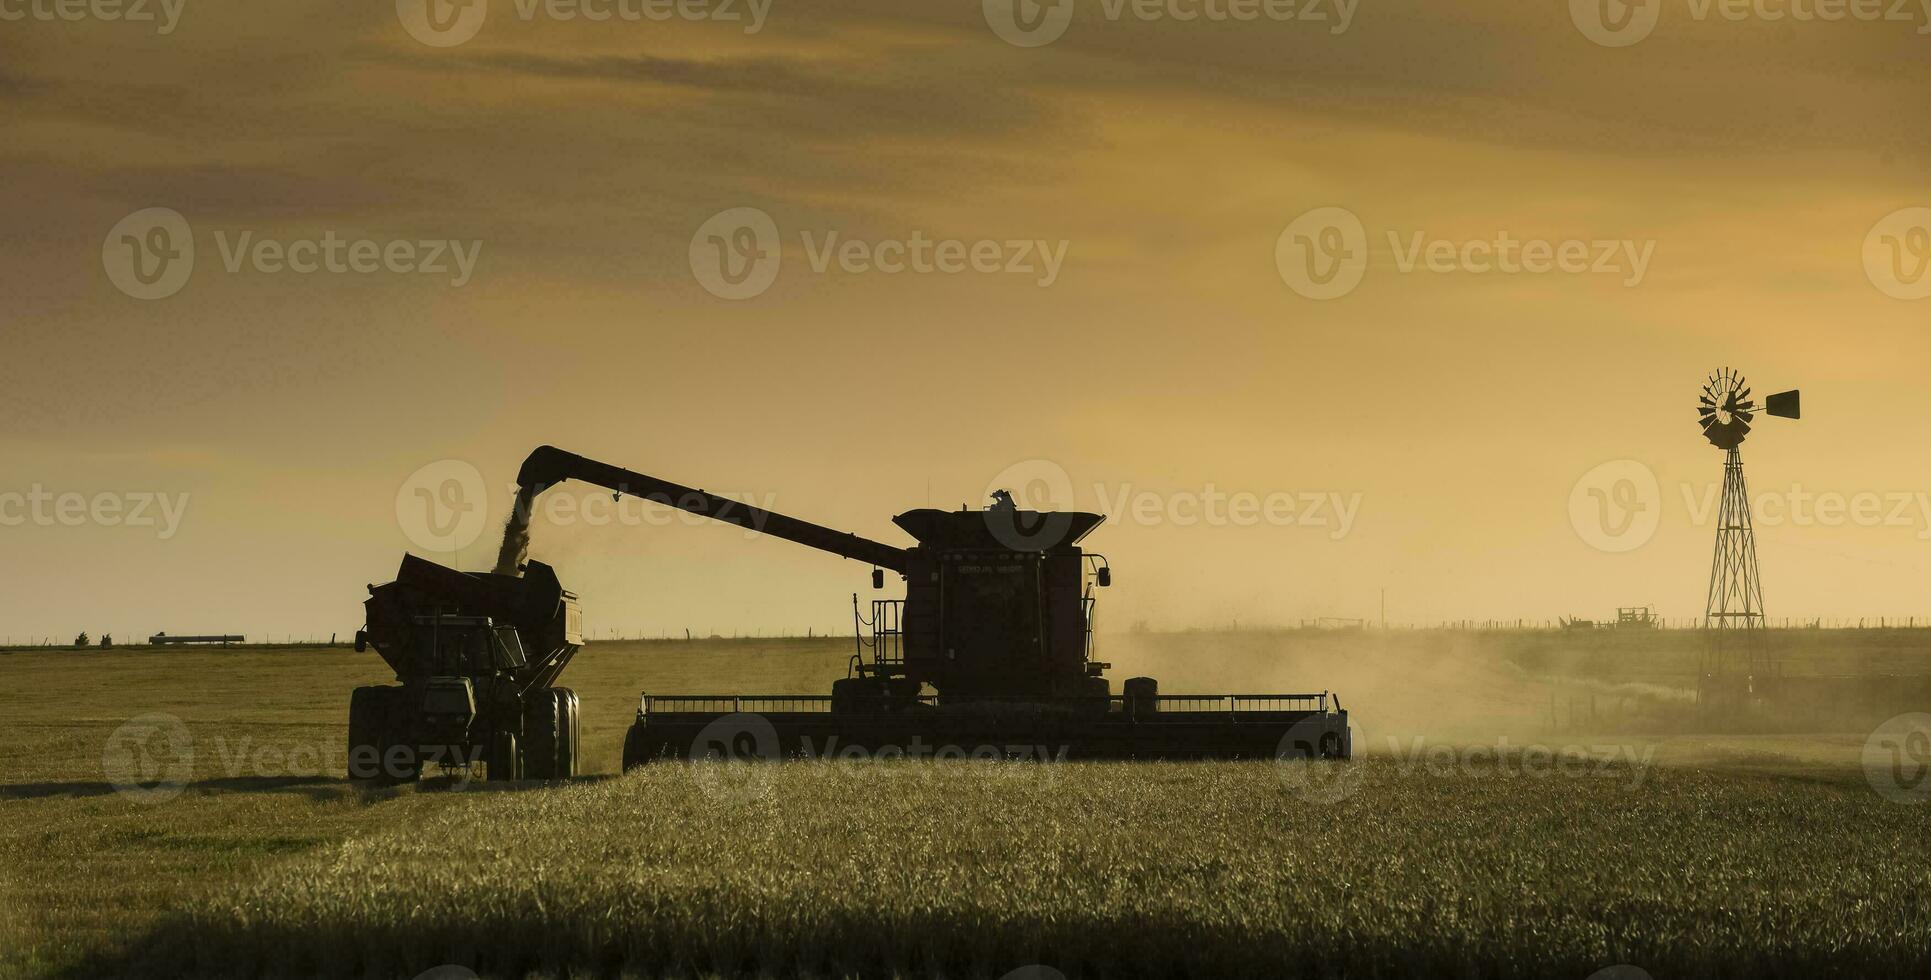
[850, 595, 905, 680]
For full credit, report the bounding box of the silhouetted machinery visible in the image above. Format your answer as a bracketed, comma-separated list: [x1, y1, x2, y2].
[350, 555, 582, 782]
[351, 446, 1350, 778]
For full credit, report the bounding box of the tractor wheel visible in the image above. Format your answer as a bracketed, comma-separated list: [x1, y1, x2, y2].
[1319, 731, 1343, 760]
[349, 687, 416, 784]
[621, 721, 651, 772]
[522, 690, 563, 780]
[554, 687, 580, 778]
[488, 730, 522, 782]
[347, 687, 385, 782]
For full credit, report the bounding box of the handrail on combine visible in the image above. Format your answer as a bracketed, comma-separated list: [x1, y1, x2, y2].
[642, 692, 1335, 717]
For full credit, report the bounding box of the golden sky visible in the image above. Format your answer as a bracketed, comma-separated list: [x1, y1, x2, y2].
[2, 1, 1928, 640]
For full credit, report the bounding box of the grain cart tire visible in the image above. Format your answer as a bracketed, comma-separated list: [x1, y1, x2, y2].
[488, 730, 522, 781]
[347, 686, 384, 782]
[523, 691, 563, 779]
[554, 687, 581, 778]
[348, 686, 415, 784]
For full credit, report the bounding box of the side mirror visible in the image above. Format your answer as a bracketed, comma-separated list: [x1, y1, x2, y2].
[1096, 567, 1111, 588]
[353, 630, 368, 653]
[872, 568, 885, 590]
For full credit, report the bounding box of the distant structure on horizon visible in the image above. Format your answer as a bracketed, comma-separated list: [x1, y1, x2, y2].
[149, 632, 245, 646]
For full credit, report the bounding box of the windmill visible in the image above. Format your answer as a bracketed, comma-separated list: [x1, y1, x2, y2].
[1696, 367, 1800, 712]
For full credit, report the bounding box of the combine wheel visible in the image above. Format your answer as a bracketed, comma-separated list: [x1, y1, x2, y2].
[1319, 731, 1342, 760]
[523, 691, 563, 779]
[1123, 676, 1159, 718]
[488, 730, 522, 781]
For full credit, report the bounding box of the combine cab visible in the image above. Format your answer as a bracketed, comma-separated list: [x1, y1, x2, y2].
[350, 555, 583, 782]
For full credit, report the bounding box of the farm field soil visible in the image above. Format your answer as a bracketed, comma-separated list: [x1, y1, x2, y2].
[2, 638, 1926, 978]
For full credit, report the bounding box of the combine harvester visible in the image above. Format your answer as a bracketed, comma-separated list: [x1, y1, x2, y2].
[350, 446, 1349, 780]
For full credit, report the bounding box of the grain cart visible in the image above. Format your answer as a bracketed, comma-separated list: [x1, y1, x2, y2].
[488, 447, 1350, 766]
[349, 554, 583, 782]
